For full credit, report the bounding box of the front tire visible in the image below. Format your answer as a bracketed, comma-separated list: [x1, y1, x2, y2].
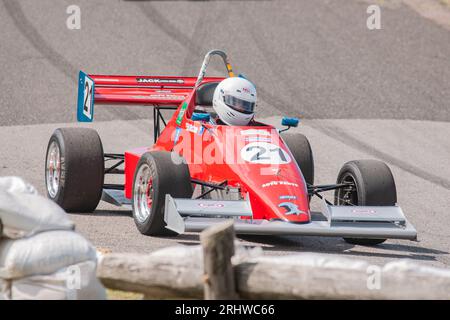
[335, 160, 397, 246]
[281, 133, 314, 186]
[45, 128, 104, 212]
[132, 151, 193, 236]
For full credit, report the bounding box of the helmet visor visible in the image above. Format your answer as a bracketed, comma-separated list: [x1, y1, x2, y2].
[223, 95, 255, 114]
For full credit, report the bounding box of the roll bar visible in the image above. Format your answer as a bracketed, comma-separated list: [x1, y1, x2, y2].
[195, 50, 234, 88]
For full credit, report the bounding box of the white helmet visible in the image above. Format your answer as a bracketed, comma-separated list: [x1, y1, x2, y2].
[212, 77, 257, 126]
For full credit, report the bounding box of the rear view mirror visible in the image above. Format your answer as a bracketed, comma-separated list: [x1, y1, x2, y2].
[281, 117, 299, 128]
[192, 113, 211, 122]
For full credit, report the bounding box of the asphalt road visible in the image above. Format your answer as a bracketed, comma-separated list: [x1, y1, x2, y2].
[0, 0, 449, 268]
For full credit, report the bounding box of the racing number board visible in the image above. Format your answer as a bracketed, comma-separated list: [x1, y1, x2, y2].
[77, 71, 95, 122]
[241, 142, 291, 164]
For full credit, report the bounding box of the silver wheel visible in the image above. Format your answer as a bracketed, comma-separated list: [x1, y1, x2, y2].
[132, 151, 192, 236]
[133, 163, 154, 223]
[46, 141, 61, 198]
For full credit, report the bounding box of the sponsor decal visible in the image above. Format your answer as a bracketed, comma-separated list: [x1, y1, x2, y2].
[150, 94, 186, 100]
[198, 203, 225, 208]
[278, 202, 305, 216]
[244, 136, 271, 143]
[136, 78, 184, 84]
[186, 122, 199, 134]
[351, 209, 377, 214]
[262, 181, 299, 188]
[173, 127, 181, 144]
[185, 122, 204, 135]
[279, 195, 297, 200]
[131, 94, 186, 100]
[176, 102, 188, 125]
[241, 142, 291, 164]
[240, 129, 270, 136]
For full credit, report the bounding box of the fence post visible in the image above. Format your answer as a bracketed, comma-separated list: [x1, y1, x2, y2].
[200, 219, 238, 300]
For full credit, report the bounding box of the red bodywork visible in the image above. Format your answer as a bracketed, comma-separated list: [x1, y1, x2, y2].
[91, 74, 311, 224]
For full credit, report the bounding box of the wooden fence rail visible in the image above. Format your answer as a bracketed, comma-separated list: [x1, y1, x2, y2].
[97, 221, 450, 299]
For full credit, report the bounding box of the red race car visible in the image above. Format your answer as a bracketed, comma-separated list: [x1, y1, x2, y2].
[45, 50, 417, 245]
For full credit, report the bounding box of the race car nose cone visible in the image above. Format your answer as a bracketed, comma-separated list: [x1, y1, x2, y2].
[277, 201, 310, 223]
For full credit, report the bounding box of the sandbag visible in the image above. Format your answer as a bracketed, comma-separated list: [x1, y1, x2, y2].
[0, 176, 37, 195]
[0, 278, 10, 300]
[0, 230, 97, 279]
[0, 190, 74, 239]
[10, 260, 106, 300]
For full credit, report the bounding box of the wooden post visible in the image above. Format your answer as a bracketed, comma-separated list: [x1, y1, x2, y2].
[200, 219, 239, 300]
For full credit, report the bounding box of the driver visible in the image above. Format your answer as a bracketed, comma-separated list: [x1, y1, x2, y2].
[211, 77, 257, 126]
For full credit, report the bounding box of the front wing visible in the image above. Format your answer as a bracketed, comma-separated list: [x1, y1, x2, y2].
[164, 195, 417, 240]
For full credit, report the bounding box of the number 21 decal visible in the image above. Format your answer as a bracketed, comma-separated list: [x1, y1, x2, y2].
[83, 77, 94, 119]
[241, 142, 291, 164]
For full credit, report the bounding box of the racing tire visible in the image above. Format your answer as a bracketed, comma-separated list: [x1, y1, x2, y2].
[45, 128, 104, 212]
[281, 133, 314, 186]
[335, 160, 397, 246]
[132, 151, 193, 236]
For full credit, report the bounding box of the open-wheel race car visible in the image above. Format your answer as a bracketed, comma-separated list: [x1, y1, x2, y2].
[45, 50, 417, 245]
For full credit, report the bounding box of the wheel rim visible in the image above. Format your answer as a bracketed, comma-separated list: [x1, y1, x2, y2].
[46, 141, 61, 198]
[338, 173, 358, 206]
[134, 164, 154, 223]
[338, 172, 386, 244]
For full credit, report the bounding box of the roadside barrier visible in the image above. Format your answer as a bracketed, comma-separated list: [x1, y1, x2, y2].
[0, 176, 106, 300]
[98, 220, 450, 300]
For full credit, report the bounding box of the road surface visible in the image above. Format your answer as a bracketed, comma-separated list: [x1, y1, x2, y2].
[0, 0, 449, 268]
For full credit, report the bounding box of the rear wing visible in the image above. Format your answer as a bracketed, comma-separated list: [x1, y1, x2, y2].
[77, 50, 234, 122]
[76, 71, 224, 122]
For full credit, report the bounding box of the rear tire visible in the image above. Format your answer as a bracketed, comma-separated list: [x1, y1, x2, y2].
[132, 151, 193, 236]
[45, 128, 104, 212]
[281, 133, 314, 186]
[335, 160, 397, 246]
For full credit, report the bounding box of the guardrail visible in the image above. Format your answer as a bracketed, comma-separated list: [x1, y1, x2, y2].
[97, 220, 450, 300]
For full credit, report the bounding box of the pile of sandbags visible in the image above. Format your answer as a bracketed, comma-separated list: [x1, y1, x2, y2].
[0, 177, 106, 300]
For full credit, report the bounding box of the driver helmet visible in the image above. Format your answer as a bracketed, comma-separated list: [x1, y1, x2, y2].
[212, 77, 257, 126]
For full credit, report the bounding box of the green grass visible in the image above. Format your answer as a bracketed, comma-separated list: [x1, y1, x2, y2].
[106, 289, 144, 300]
